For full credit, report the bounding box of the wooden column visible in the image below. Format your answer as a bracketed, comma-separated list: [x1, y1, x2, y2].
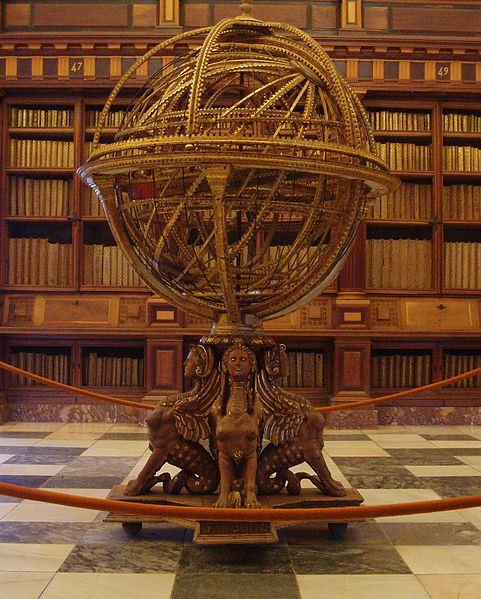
[335, 223, 371, 329]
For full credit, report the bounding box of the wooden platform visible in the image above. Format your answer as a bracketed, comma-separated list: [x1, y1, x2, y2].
[104, 486, 364, 544]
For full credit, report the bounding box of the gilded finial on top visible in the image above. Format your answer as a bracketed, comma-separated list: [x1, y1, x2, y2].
[238, 0, 254, 18]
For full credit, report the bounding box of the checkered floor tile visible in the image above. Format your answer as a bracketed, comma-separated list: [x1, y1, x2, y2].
[1, 422, 481, 598]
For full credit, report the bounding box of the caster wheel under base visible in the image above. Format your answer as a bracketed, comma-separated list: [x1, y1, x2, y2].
[328, 522, 348, 539]
[122, 522, 143, 537]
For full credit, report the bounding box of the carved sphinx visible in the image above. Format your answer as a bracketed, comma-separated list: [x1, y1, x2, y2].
[125, 338, 345, 506]
[210, 343, 262, 509]
[257, 345, 346, 497]
[124, 344, 220, 496]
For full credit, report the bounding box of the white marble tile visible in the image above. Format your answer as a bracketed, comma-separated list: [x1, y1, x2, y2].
[110, 424, 146, 433]
[297, 574, 430, 599]
[405, 425, 462, 435]
[0, 503, 17, 519]
[0, 454, 14, 464]
[0, 543, 74, 572]
[405, 465, 481, 477]
[40, 572, 175, 599]
[323, 441, 389, 457]
[3, 488, 110, 523]
[324, 429, 359, 435]
[469, 520, 481, 532]
[418, 574, 481, 599]
[366, 434, 435, 449]
[56, 423, 113, 433]
[81, 440, 149, 457]
[430, 440, 481, 449]
[359, 488, 467, 522]
[0, 438, 40, 447]
[455, 455, 481, 469]
[44, 432, 104, 441]
[0, 424, 15, 431]
[0, 572, 54, 599]
[455, 426, 481, 440]
[34, 439, 94, 448]
[396, 545, 481, 574]
[457, 506, 481, 528]
[364, 426, 422, 434]
[4, 423, 62, 432]
[0, 464, 65, 476]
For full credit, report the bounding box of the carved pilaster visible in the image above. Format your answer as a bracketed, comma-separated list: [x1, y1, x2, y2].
[341, 0, 363, 30]
[158, 0, 180, 27]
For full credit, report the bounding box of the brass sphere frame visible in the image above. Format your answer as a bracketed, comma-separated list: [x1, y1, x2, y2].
[78, 15, 398, 325]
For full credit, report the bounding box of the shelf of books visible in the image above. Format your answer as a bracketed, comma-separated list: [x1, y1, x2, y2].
[2, 102, 76, 290]
[81, 345, 145, 389]
[6, 221, 73, 288]
[1, 99, 148, 294]
[82, 222, 144, 289]
[443, 348, 481, 390]
[441, 104, 481, 295]
[365, 103, 436, 295]
[280, 349, 326, 391]
[8, 345, 72, 388]
[371, 348, 432, 391]
[366, 226, 433, 292]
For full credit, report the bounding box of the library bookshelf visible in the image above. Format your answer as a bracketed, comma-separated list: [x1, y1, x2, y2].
[1, 90, 481, 423]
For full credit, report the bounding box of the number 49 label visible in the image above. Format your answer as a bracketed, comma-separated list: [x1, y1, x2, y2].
[436, 63, 450, 80]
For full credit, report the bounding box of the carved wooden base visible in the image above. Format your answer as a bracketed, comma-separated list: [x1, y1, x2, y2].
[105, 484, 364, 544]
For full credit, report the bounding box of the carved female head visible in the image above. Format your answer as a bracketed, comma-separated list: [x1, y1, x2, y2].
[222, 342, 257, 382]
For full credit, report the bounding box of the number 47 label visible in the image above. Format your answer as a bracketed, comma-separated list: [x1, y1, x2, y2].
[69, 59, 84, 76]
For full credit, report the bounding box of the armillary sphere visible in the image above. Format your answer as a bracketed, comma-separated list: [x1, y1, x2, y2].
[78, 1, 398, 327]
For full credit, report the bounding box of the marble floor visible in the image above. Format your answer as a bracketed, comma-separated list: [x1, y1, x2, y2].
[1, 423, 481, 598]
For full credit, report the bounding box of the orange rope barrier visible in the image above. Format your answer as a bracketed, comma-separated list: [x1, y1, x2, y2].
[1, 482, 481, 522]
[316, 365, 481, 413]
[0, 360, 481, 414]
[0, 361, 155, 411]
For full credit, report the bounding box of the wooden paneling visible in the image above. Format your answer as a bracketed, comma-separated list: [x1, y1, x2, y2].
[311, 4, 338, 30]
[363, 6, 388, 31]
[132, 4, 157, 27]
[39, 297, 113, 327]
[34, 3, 129, 28]
[4, 3, 31, 27]
[184, 3, 210, 27]
[334, 340, 371, 395]
[147, 340, 183, 391]
[154, 349, 175, 388]
[392, 7, 481, 34]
